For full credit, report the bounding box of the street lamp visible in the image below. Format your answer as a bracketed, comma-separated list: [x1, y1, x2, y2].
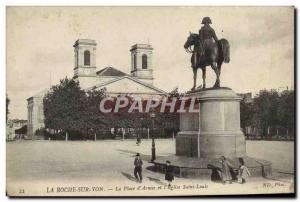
[137, 117, 144, 145]
[140, 117, 144, 140]
[150, 111, 156, 162]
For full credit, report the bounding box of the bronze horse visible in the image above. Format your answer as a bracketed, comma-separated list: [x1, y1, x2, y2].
[184, 32, 230, 90]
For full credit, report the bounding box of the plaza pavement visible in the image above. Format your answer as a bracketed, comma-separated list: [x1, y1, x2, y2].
[6, 139, 294, 196]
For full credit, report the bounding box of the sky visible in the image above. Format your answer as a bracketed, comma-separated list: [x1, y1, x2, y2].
[6, 6, 294, 119]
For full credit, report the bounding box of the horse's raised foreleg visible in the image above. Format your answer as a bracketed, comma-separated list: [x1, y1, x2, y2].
[212, 62, 220, 88]
[202, 67, 206, 89]
[192, 68, 197, 90]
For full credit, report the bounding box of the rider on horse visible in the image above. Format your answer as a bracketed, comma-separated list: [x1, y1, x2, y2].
[184, 17, 230, 90]
[198, 17, 218, 58]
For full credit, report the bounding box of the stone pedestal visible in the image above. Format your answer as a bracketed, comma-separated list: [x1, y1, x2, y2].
[176, 87, 246, 158]
[154, 87, 271, 179]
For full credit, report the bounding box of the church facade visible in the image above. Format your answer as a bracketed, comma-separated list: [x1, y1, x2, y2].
[26, 39, 167, 138]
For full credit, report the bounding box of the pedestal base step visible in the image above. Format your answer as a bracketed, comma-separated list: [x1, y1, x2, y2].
[152, 155, 272, 179]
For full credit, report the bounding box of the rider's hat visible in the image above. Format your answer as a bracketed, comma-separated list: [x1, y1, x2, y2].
[201, 17, 212, 24]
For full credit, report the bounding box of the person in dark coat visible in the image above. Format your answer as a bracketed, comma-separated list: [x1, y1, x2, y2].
[219, 156, 234, 184]
[134, 153, 143, 183]
[136, 134, 141, 146]
[165, 161, 174, 187]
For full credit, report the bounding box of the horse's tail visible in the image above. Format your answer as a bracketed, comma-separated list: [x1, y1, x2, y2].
[219, 39, 230, 63]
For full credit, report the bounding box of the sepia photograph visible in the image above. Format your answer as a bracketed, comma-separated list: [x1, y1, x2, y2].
[5, 6, 295, 197]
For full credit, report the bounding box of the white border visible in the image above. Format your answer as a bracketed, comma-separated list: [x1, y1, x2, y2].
[1, 1, 298, 202]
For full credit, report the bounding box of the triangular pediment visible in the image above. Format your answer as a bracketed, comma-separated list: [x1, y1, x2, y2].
[91, 76, 166, 95]
[96, 67, 128, 77]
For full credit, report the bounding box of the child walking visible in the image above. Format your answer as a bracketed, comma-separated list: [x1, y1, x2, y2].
[238, 158, 251, 184]
[165, 161, 174, 188]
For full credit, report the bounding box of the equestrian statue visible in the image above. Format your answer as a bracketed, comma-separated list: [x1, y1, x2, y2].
[184, 17, 230, 90]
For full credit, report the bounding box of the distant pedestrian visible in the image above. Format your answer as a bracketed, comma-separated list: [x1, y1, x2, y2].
[238, 158, 251, 184]
[136, 135, 141, 146]
[219, 156, 234, 184]
[134, 153, 143, 183]
[165, 160, 174, 187]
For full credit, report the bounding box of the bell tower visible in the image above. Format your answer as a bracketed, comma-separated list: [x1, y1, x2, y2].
[130, 44, 154, 85]
[73, 39, 97, 89]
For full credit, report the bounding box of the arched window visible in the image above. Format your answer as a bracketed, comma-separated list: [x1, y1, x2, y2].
[133, 54, 137, 70]
[84, 50, 90, 66]
[142, 54, 147, 69]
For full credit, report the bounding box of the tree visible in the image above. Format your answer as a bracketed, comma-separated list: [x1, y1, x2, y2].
[277, 90, 294, 138]
[240, 98, 254, 134]
[104, 87, 181, 138]
[43, 81, 182, 139]
[6, 94, 10, 122]
[83, 88, 109, 135]
[252, 89, 279, 137]
[168, 87, 184, 98]
[43, 77, 86, 134]
[155, 87, 181, 136]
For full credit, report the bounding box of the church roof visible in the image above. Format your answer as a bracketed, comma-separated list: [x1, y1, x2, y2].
[86, 75, 167, 95]
[27, 88, 50, 100]
[96, 67, 129, 77]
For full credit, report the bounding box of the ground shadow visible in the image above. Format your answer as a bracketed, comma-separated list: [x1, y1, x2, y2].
[207, 164, 223, 183]
[121, 172, 137, 182]
[117, 149, 164, 161]
[277, 171, 294, 175]
[145, 165, 157, 172]
[147, 177, 167, 186]
[117, 149, 137, 156]
[118, 152, 132, 157]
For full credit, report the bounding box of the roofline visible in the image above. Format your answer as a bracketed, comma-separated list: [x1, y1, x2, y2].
[85, 75, 167, 94]
[103, 92, 166, 96]
[130, 44, 153, 52]
[73, 39, 97, 47]
[26, 88, 50, 101]
[26, 95, 44, 101]
[96, 66, 130, 77]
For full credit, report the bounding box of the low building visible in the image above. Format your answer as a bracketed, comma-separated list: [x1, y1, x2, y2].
[27, 89, 49, 139]
[6, 119, 27, 141]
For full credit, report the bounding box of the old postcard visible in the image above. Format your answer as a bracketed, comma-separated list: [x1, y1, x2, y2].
[6, 6, 295, 197]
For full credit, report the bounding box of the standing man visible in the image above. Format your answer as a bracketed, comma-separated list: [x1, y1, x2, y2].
[134, 153, 143, 183]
